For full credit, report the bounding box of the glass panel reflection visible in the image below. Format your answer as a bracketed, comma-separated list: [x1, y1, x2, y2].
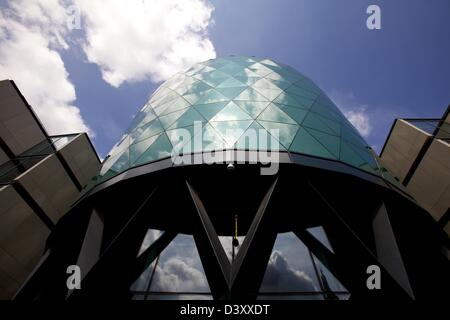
[149, 234, 210, 294]
[259, 232, 321, 293]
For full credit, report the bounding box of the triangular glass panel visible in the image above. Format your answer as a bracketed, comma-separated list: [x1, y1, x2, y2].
[257, 103, 296, 124]
[305, 128, 340, 158]
[275, 104, 308, 125]
[286, 84, 319, 100]
[151, 90, 179, 109]
[259, 59, 279, 67]
[258, 121, 299, 149]
[133, 133, 173, 166]
[297, 78, 322, 94]
[168, 108, 206, 129]
[341, 125, 367, 149]
[290, 128, 336, 160]
[148, 234, 211, 293]
[291, 94, 315, 109]
[230, 56, 257, 68]
[170, 75, 197, 92]
[273, 92, 303, 108]
[166, 126, 196, 155]
[310, 102, 342, 122]
[234, 121, 265, 151]
[317, 116, 340, 135]
[131, 119, 164, 143]
[205, 58, 229, 69]
[247, 62, 273, 77]
[233, 68, 260, 78]
[209, 120, 253, 147]
[100, 149, 129, 176]
[198, 123, 228, 152]
[252, 86, 283, 101]
[215, 86, 248, 99]
[194, 89, 229, 105]
[234, 121, 286, 151]
[234, 100, 270, 118]
[194, 101, 229, 121]
[266, 71, 298, 84]
[158, 109, 187, 129]
[306, 227, 335, 254]
[216, 77, 247, 88]
[217, 62, 245, 76]
[302, 112, 336, 135]
[267, 78, 292, 91]
[137, 229, 164, 257]
[196, 70, 229, 87]
[183, 88, 214, 105]
[130, 134, 161, 164]
[234, 87, 269, 102]
[157, 97, 191, 117]
[210, 101, 252, 122]
[339, 140, 367, 168]
[259, 232, 322, 294]
[177, 80, 210, 96]
[253, 78, 281, 90]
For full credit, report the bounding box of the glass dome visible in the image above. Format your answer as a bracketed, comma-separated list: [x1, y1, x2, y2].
[99, 56, 385, 182]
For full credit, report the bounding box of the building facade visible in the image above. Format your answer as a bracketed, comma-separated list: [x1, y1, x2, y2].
[10, 57, 450, 300]
[380, 106, 450, 238]
[0, 80, 101, 299]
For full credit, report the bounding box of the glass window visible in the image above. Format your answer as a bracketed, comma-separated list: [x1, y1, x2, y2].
[130, 119, 163, 143]
[258, 121, 299, 149]
[286, 84, 319, 100]
[200, 123, 228, 152]
[302, 112, 336, 135]
[193, 101, 229, 121]
[209, 120, 253, 147]
[210, 101, 252, 122]
[233, 100, 270, 119]
[304, 128, 340, 159]
[259, 232, 321, 293]
[306, 227, 334, 253]
[216, 77, 247, 88]
[168, 108, 206, 130]
[157, 97, 190, 117]
[132, 133, 172, 166]
[129, 134, 161, 165]
[158, 109, 187, 129]
[275, 104, 308, 125]
[234, 121, 285, 151]
[216, 62, 245, 77]
[148, 234, 211, 294]
[257, 103, 296, 124]
[214, 86, 247, 100]
[234, 87, 269, 101]
[290, 128, 336, 160]
[273, 92, 303, 108]
[194, 89, 229, 105]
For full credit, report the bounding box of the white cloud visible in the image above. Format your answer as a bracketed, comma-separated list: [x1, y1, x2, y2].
[0, 1, 93, 136]
[74, 0, 216, 87]
[0, 0, 216, 138]
[329, 91, 372, 137]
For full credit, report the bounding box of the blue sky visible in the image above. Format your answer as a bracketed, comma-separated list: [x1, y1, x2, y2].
[1, 0, 449, 158]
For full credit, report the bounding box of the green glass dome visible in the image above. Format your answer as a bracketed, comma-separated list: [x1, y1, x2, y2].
[99, 56, 385, 181]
